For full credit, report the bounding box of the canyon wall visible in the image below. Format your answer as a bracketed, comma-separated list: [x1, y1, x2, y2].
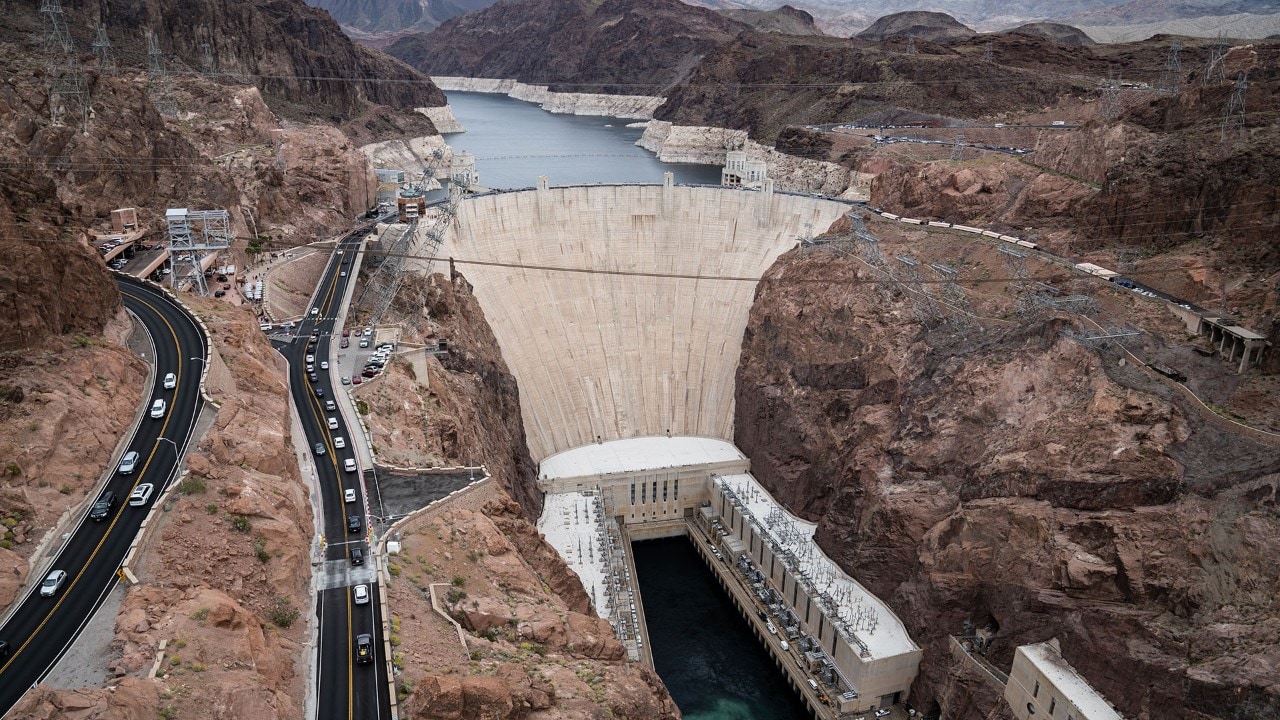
[432, 77, 665, 119]
[734, 243, 1280, 720]
[442, 185, 850, 462]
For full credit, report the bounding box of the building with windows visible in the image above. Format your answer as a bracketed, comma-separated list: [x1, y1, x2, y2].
[721, 150, 768, 188]
[1005, 640, 1123, 720]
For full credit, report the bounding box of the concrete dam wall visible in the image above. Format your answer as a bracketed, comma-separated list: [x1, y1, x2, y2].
[446, 184, 850, 462]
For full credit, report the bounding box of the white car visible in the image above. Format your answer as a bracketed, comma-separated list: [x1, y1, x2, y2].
[130, 483, 155, 506]
[150, 399, 167, 419]
[353, 584, 369, 605]
[344, 488, 356, 503]
[259, 323, 272, 332]
[344, 458, 357, 473]
[118, 450, 140, 475]
[320, 361, 329, 370]
[327, 417, 338, 430]
[40, 569, 68, 597]
[305, 354, 315, 364]
[311, 308, 319, 316]
[363, 328, 373, 336]
[163, 372, 176, 390]
[333, 436, 346, 449]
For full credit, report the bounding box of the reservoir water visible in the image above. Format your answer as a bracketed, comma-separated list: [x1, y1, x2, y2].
[634, 537, 810, 720]
[442, 91, 722, 188]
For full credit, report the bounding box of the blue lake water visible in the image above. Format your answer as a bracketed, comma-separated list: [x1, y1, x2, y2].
[442, 91, 722, 189]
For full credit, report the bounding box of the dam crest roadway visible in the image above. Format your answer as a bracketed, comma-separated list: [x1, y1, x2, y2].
[420, 176, 921, 716]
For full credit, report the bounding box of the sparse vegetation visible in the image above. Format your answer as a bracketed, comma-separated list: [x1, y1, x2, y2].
[388, 563, 401, 577]
[205, 502, 218, 514]
[229, 514, 251, 533]
[254, 536, 270, 563]
[355, 399, 369, 415]
[178, 476, 207, 494]
[447, 588, 467, 603]
[451, 575, 466, 587]
[190, 608, 209, 622]
[267, 596, 300, 628]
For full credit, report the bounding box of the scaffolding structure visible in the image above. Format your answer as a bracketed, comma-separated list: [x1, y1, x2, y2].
[166, 208, 232, 296]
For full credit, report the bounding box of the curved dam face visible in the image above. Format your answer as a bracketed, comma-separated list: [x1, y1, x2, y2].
[446, 184, 850, 462]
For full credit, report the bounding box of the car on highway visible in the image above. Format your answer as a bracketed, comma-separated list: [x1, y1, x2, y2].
[344, 488, 356, 503]
[313, 442, 326, 456]
[327, 417, 338, 430]
[40, 570, 68, 597]
[325, 400, 337, 412]
[163, 372, 176, 389]
[353, 584, 369, 605]
[340, 271, 347, 277]
[333, 436, 346, 449]
[118, 450, 140, 474]
[350, 545, 364, 565]
[354, 633, 373, 664]
[347, 515, 362, 534]
[314, 387, 325, 397]
[150, 399, 167, 419]
[305, 355, 314, 363]
[129, 483, 155, 507]
[320, 361, 328, 370]
[308, 372, 318, 383]
[306, 363, 315, 372]
[0, 640, 9, 660]
[310, 308, 319, 316]
[89, 491, 117, 521]
[344, 458, 357, 473]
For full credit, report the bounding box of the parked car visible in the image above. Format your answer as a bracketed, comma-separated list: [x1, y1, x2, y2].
[118, 450, 140, 474]
[150, 399, 167, 418]
[40, 569, 68, 597]
[341, 376, 351, 385]
[163, 372, 176, 389]
[340, 338, 349, 349]
[358, 338, 369, 348]
[351, 376, 362, 385]
[129, 483, 155, 507]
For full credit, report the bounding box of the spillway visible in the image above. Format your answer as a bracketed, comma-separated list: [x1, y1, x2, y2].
[444, 180, 849, 462]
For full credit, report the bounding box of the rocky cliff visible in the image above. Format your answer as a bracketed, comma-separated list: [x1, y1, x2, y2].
[721, 4, 823, 35]
[855, 11, 977, 42]
[305, 0, 495, 45]
[386, 0, 750, 95]
[735, 236, 1280, 719]
[1003, 22, 1094, 46]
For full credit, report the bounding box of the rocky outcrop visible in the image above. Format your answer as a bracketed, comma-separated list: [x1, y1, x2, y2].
[355, 272, 542, 518]
[305, 0, 496, 44]
[1003, 22, 1095, 46]
[388, 502, 679, 720]
[735, 242, 1280, 719]
[638, 120, 862, 196]
[386, 0, 750, 95]
[57, 0, 445, 119]
[854, 11, 976, 42]
[431, 77, 665, 119]
[721, 5, 823, 35]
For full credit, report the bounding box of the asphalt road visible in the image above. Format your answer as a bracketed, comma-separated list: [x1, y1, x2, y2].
[276, 226, 392, 720]
[0, 278, 207, 715]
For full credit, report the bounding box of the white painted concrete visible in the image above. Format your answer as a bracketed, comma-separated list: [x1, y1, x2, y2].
[540, 436, 746, 482]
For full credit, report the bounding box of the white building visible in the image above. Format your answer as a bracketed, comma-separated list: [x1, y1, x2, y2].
[722, 150, 768, 188]
[1005, 640, 1123, 720]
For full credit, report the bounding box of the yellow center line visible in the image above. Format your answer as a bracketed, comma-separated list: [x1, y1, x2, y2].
[0, 287, 186, 673]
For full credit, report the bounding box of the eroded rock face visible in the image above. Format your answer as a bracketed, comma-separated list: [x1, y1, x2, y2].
[388, 502, 679, 720]
[735, 247, 1280, 719]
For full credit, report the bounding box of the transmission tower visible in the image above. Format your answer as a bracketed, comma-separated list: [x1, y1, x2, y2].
[40, 0, 89, 133]
[1064, 325, 1141, 350]
[984, 41, 993, 63]
[1101, 72, 1121, 122]
[894, 255, 939, 324]
[167, 208, 232, 296]
[1157, 41, 1183, 95]
[274, 138, 287, 171]
[1201, 34, 1228, 87]
[91, 25, 116, 76]
[929, 262, 976, 327]
[146, 31, 179, 118]
[1114, 247, 1140, 278]
[906, 36, 916, 55]
[999, 246, 1037, 317]
[951, 133, 966, 161]
[200, 43, 217, 79]
[1220, 72, 1248, 141]
[849, 212, 896, 302]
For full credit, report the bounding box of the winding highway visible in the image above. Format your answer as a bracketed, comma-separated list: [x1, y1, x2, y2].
[273, 227, 393, 720]
[0, 278, 207, 716]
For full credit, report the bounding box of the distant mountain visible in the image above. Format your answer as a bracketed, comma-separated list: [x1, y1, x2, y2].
[1004, 22, 1096, 45]
[721, 5, 823, 35]
[855, 11, 976, 42]
[305, 0, 496, 44]
[386, 0, 751, 94]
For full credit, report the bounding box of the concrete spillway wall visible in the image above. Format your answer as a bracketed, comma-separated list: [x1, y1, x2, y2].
[446, 184, 850, 462]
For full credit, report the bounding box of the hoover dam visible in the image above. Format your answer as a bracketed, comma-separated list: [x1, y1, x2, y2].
[438, 179, 923, 714]
[444, 178, 850, 461]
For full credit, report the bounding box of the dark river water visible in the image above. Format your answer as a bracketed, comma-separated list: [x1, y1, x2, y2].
[442, 91, 722, 188]
[634, 537, 810, 720]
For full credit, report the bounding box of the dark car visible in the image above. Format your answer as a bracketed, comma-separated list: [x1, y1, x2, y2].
[314, 387, 325, 398]
[354, 633, 373, 664]
[347, 514, 362, 534]
[213, 290, 226, 298]
[308, 372, 318, 383]
[314, 442, 326, 456]
[350, 545, 364, 565]
[0, 640, 9, 660]
[89, 491, 117, 521]
[339, 338, 349, 348]
[361, 368, 379, 378]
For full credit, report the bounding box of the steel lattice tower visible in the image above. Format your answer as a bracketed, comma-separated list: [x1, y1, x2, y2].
[91, 25, 116, 76]
[1202, 34, 1228, 87]
[1157, 41, 1183, 95]
[894, 255, 939, 324]
[1101, 72, 1121, 122]
[1220, 72, 1248, 141]
[40, 0, 74, 55]
[40, 0, 89, 133]
[930, 262, 976, 328]
[984, 41, 993, 63]
[906, 36, 916, 55]
[951, 133, 966, 161]
[147, 31, 179, 117]
[166, 208, 232, 296]
[999, 246, 1038, 317]
[200, 43, 217, 79]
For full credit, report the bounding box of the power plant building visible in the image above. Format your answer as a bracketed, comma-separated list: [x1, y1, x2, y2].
[1005, 640, 1122, 720]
